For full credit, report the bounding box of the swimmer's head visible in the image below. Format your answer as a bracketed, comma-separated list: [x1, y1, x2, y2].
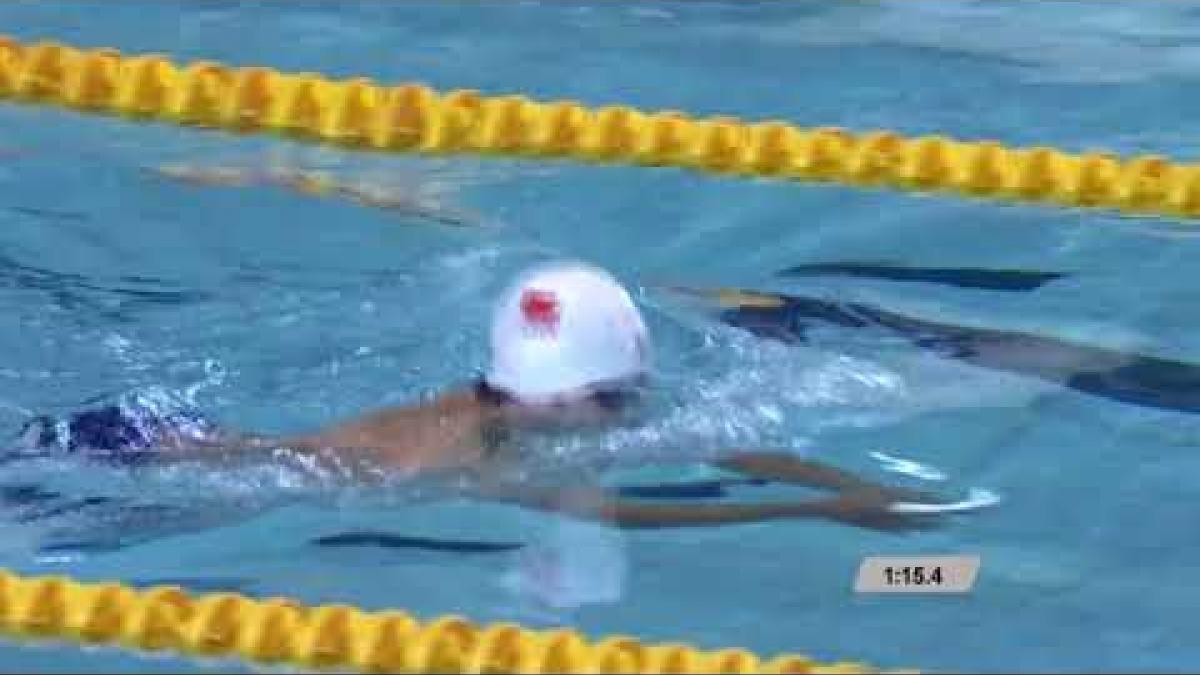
[484, 261, 650, 414]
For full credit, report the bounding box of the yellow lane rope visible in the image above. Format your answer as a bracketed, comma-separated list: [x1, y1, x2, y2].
[0, 35, 1196, 219]
[0, 570, 891, 673]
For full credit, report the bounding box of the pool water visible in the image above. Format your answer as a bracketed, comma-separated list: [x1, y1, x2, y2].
[1, 1, 1199, 672]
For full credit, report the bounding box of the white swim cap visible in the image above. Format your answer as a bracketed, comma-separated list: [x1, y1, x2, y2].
[486, 261, 650, 403]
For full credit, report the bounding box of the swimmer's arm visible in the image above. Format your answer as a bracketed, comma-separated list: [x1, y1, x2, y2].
[713, 451, 933, 502]
[473, 482, 932, 532]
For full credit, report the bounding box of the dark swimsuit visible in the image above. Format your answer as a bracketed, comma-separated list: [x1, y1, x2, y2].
[15, 393, 219, 465]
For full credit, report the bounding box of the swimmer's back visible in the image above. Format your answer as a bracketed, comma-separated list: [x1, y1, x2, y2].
[271, 388, 495, 472]
[17, 387, 493, 475]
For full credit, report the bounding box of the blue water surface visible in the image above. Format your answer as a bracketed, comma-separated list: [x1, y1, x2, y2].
[0, 1, 1198, 672]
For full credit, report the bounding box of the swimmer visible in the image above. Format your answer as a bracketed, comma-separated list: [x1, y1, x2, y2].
[15, 262, 968, 532]
[154, 163, 481, 228]
[684, 285, 1200, 415]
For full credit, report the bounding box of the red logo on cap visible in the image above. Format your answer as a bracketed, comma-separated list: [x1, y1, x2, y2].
[521, 289, 560, 334]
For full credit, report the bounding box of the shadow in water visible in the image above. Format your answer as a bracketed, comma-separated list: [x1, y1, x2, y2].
[778, 261, 1066, 291]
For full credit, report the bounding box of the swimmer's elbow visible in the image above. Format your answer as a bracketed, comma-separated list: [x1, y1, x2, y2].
[480, 485, 820, 529]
